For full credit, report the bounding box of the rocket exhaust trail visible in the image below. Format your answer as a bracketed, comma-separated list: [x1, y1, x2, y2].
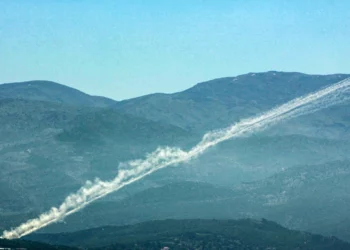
[2, 78, 350, 240]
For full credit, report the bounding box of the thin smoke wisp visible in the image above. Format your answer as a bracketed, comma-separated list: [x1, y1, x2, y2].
[2, 78, 350, 239]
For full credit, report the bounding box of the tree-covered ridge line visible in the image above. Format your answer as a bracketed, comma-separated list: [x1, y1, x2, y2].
[25, 219, 350, 250]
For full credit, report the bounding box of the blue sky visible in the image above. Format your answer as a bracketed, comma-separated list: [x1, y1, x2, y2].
[1, 0, 349, 100]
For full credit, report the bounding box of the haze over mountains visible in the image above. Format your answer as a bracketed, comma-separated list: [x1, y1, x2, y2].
[1, 71, 350, 247]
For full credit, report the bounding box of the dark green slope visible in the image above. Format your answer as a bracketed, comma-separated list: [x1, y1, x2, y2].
[0, 80, 116, 107]
[0, 238, 77, 250]
[56, 108, 194, 147]
[114, 72, 350, 133]
[0, 99, 80, 138]
[26, 219, 350, 249]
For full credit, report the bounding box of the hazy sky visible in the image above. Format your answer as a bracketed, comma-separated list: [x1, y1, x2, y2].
[1, 0, 349, 100]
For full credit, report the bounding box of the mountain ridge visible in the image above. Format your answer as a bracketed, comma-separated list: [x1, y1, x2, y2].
[113, 71, 350, 132]
[0, 80, 117, 107]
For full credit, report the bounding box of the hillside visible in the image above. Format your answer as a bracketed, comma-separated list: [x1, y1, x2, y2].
[149, 134, 350, 187]
[56, 107, 194, 147]
[0, 80, 116, 107]
[40, 161, 350, 242]
[0, 99, 196, 231]
[114, 72, 350, 133]
[26, 219, 350, 249]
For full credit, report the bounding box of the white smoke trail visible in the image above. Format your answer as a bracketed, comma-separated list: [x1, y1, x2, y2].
[2, 78, 350, 240]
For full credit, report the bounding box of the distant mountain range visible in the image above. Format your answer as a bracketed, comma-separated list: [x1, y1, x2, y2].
[1, 71, 350, 244]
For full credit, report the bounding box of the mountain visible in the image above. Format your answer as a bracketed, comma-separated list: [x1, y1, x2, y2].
[114, 72, 350, 133]
[0, 80, 116, 107]
[2, 72, 350, 245]
[26, 219, 350, 250]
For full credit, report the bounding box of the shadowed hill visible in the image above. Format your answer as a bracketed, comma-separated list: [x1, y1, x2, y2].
[26, 219, 350, 249]
[0, 238, 77, 250]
